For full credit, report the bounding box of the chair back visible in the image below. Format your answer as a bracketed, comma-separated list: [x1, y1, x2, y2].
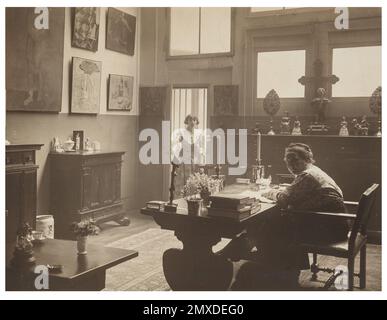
[349, 184, 379, 245]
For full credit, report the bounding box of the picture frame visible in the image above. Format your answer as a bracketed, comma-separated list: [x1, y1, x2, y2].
[71, 7, 100, 52]
[6, 8, 65, 112]
[106, 8, 136, 56]
[107, 74, 134, 111]
[70, 57, 102, 114]
[72, 130, 84, 150]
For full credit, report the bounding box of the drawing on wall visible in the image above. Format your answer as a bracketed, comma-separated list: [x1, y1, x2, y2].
[6, 7, 65, 112]
[108, 74, 134, 111]
[72, 7, 100, 52]
[71, 57, 102, 114]
[214, 85, 239, 116]
[106, 8, 136, 56]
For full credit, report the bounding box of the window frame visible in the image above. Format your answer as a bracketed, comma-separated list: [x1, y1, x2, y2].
[167, 8, 235, 60]
[329, 43, 381, 99]
[247, 7, 333, 18]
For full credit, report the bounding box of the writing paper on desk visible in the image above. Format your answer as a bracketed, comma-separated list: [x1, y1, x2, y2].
[238, 190, 276, 204]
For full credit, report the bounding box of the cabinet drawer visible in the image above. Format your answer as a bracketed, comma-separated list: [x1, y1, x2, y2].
[6, 151, 35, 166]
[82, 156, 122, 167]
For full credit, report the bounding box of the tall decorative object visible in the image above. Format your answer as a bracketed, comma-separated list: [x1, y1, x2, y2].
[339, 116, 349, 136]
[263, 89, 280, 135]
[311, 88, 330, 123]
[6, 8, 65, 112]
[106, 8, 136, 56]
[306, 88, 330, 134]
[298, 59, 339, 135]
[369, 86, 382, 136]
[280, 111, 291, 134]
[72, 8, 100, 52]
[70, 57, 102, 114]
[165, 162, 179, 213]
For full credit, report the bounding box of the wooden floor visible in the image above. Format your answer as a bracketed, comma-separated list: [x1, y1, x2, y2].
[90, 211, 382, 291]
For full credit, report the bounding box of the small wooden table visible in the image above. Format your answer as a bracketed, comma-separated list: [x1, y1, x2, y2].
[6, 239, 138, 291]
[141, 184, 278, 291]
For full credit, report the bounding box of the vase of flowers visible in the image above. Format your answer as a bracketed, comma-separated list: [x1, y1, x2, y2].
[182, 172, 220, 214]
[70, 220, 99, 255]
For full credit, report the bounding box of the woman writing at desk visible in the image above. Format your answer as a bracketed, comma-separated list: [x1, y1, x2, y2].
[224, 143, 349, 289]
[262, 142, 348, 243]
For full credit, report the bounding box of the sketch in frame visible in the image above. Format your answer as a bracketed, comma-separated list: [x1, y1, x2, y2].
[106, 8, 136, 56]
[6, 7, 65, 112]
[71, 7, 100, 52]
[108, 74, 134, 111]
[70, 57, 102, 114]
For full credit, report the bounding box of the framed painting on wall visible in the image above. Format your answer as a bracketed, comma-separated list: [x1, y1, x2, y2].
[106, 8, 136, 56]
[6, 7, 65, 112]
[214, 85, 239, 116]
[108, 74, 134, 111]
[70, 57, 102, 114]
[71, 7, 100, 52]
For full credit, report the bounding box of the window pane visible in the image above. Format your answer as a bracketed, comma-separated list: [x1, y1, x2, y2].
[332, 46, 381, 97]
[200, 8, 231, 54]
[170, 8, 199, 56]
[257, 50, 305, 98]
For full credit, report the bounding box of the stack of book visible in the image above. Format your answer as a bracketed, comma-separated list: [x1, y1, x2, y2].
[207, 194, 261, 220]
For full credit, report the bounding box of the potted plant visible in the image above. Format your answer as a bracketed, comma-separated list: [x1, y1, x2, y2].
[182, 173, 220, 214]
[70, 219, 99, 255]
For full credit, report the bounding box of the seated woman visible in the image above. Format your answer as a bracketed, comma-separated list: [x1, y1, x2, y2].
[222, 143, 349, 288]
[262, 142, 348, 244]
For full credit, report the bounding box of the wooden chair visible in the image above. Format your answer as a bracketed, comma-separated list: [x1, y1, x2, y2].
[289, 183, 379, 291]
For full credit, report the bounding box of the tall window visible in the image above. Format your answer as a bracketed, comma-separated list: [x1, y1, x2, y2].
[170, 8, 231, 56]
[332, 46, 381, 97]
[257, 50, 306, 98]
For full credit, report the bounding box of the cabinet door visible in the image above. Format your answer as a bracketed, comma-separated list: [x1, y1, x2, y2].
[6, 171, 22, 243]
[99, 164, 116, 206]
[22, 169, 37, 228]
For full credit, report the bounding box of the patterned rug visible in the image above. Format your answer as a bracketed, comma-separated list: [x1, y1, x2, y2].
[104, 228, 381, 291]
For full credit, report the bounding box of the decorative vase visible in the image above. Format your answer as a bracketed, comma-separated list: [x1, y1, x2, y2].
[186, 199, 203, 216]
[77, 236, 88, 255]
[200, 190, 211, 206]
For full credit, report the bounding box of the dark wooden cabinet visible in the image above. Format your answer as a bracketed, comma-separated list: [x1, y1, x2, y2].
[6, 144, 43, 243]
[50, 151, 129, 239]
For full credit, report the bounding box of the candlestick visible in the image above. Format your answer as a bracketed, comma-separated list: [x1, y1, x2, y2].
[257, 132, 261, 164]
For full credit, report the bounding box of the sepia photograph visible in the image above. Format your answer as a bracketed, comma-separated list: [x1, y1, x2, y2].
[2, 1, 384, 304]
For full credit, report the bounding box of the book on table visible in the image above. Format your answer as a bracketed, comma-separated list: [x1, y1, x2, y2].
[207, 195, 261, 219]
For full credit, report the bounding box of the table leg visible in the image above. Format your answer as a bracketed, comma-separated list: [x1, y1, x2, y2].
[162, 230, 233, 291]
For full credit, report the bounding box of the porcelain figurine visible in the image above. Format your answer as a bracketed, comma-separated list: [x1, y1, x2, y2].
[339, 116, 349, 136]
[292, 117, 302, 135]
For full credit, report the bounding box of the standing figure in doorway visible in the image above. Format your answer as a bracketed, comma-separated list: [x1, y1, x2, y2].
[171, 115, 205, 195]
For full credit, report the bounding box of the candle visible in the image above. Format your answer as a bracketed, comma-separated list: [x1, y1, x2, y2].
[257, 132, 261, 164]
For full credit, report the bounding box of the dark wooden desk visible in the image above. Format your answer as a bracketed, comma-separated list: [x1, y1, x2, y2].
[6, 239, 138, 291]
[141, 184, 277, 290]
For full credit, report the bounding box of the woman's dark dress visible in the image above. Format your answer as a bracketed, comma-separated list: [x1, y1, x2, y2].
[248, 165, 348, 271]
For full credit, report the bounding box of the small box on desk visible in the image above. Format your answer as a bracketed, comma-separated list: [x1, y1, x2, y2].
[146, 201, 165, 211]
